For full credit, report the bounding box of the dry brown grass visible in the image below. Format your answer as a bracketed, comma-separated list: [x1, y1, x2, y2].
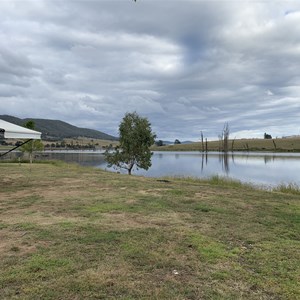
[0, 162, 299, 299]
[153, 137, 300, 152]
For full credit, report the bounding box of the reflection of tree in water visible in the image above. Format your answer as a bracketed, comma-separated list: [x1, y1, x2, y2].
[219, 153, 229, 174]
[201, 152, 229, 174]
[201, 153, 208, 173]
[264, 155, 275, 164]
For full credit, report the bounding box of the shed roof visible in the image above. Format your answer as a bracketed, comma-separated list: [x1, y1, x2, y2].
[0, 119, 41, 139]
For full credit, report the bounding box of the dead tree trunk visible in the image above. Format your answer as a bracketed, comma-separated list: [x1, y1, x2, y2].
[223, 123, 229, 153]
[201, 131, 204, 152]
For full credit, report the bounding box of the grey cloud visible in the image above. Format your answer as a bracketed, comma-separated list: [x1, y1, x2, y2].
[0, 0, 300, 140]
[0, 47, 38, 81]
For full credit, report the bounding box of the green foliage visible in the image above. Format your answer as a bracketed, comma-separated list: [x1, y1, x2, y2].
[264, 132, 272, 139]
[155, 140, 164, 147]
[24, 120, 35, 130]
[21, 121, 44, 163]
[105, 112, 156, 175]
[21, 140, 44, 155]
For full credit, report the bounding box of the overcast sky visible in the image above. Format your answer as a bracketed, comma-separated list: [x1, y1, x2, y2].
[0, 0, 300, 141]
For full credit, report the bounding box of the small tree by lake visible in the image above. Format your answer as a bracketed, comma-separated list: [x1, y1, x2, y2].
[21, 121, 44, 163]
[105, 112, 156, 175]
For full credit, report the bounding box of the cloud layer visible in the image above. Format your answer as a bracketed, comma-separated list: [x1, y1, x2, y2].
[1, 0, 300, 140]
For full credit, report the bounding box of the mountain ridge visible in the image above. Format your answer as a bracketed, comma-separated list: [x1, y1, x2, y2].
[0, 115, 118, 141]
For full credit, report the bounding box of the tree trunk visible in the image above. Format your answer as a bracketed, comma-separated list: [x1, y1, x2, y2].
[128, 162, 134, 175]
[201, 131, 204, 152]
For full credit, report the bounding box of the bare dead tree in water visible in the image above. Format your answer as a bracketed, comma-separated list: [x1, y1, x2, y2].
[200, 131, 204, 152]
[223, 123, 230, 153]
[218, 123, 230, 152]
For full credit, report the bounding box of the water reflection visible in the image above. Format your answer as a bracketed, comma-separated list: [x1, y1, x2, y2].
[221, 152, 229, 174]
[134, 151, 300, 187]
[201, 152, 230, 174]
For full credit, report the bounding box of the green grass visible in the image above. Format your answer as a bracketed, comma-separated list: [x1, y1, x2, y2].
[273, 183, 300, 195]
[0, 162, 299, 299]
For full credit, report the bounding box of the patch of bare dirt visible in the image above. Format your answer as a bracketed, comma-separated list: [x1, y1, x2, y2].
[194, 189, 232, 198]
[0, 212, 87, 226]
[138, 188, 170, 196]
[98, 212, 191, 230]
[0, 229, 40, 256]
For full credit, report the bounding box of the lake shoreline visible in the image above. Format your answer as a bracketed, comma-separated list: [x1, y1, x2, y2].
[2, 150, 300, 187]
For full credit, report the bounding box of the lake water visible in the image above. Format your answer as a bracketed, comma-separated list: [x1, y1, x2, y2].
[29, 150, 300, 187]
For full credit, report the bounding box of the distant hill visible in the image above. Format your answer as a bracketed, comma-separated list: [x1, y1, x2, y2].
[0, 115, 118, 141]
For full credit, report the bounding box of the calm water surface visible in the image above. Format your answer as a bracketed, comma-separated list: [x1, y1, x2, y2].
[37, 150, 300, 187]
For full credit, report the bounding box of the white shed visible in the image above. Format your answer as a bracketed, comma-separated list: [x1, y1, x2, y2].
[0, 119, 41, 139]
[0, 119, 42, 157]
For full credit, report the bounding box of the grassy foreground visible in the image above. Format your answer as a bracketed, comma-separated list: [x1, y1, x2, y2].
[0, 162, 299, 299]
